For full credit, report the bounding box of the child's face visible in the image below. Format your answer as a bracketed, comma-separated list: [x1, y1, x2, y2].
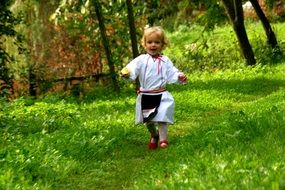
[145, 32, 163, 56]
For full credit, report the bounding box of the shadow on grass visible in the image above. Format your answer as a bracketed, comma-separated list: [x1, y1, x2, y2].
[172, 77, 285, 97]
[28, 75, 285, 106]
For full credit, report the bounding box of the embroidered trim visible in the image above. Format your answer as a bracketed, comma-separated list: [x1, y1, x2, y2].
[138, 88, 166, 94]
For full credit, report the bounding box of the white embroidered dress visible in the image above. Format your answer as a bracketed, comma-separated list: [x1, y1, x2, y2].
[125, 54, 183, 125]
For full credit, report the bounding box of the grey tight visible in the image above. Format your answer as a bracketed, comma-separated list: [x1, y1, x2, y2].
[146, 123, 158, 137]
[146, 122, 168, 141]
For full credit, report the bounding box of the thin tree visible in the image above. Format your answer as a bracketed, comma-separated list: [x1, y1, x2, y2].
[126, 0, 140, 91]
[92, 0, 120, 92]
[126, 0, 139, 58]
[249, 0, 278, 48]
[221, 0, 256, 65]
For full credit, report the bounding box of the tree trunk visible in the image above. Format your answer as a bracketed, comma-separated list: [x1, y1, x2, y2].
[92, 0, 120, 92]
[221, 0, 256, 65]
[126, 0, 140, 92]
[29, 69, 37, 97]
[249, 0, 278, 48]
[126, 0, 139, 58]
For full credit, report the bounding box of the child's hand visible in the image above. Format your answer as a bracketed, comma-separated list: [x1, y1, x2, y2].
[120, 67, 130, 78]
[178, 73, 187, 83]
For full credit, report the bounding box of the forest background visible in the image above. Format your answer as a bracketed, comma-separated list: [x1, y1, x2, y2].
[1, 0, 285, 98]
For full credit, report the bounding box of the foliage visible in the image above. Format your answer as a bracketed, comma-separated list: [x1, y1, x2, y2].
[8, 0, 149, 95]
[164, 22, 285, 72]
[3, 0, 285, 97]
[50, 0, 145, 68]
[0, 0, 25, 97]
[159, 0, 228, 32]
[0, 0, 16, 69]
[195, 3, 228, 31]
[24, 0, 103, 93]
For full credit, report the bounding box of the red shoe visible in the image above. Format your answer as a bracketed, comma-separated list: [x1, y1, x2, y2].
[148, 136, 159, 149]
[160, 140, 169, 148]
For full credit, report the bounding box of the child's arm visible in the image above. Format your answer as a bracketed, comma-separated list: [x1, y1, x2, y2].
[120, 55, 142, 81]
[166, 58, 187, 84]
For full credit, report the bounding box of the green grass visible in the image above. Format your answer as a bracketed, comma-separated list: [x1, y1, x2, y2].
[1, 64, 284, 190]
[1, 23, 285, 189]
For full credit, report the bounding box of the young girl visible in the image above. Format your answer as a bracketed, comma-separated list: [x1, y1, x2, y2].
[121, 26, 187, 149]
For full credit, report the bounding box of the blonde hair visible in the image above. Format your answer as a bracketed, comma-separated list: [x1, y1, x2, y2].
[141, 26, 169, 50]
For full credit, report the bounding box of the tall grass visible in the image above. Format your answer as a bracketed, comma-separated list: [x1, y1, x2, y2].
[1, 23, 285, 189]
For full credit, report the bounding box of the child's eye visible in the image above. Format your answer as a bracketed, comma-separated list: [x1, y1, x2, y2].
[147, 41, 160, 43]
[146, 40, 161, 45]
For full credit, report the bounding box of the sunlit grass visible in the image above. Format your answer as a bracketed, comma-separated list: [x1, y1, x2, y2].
[1, 63, 285, 189]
